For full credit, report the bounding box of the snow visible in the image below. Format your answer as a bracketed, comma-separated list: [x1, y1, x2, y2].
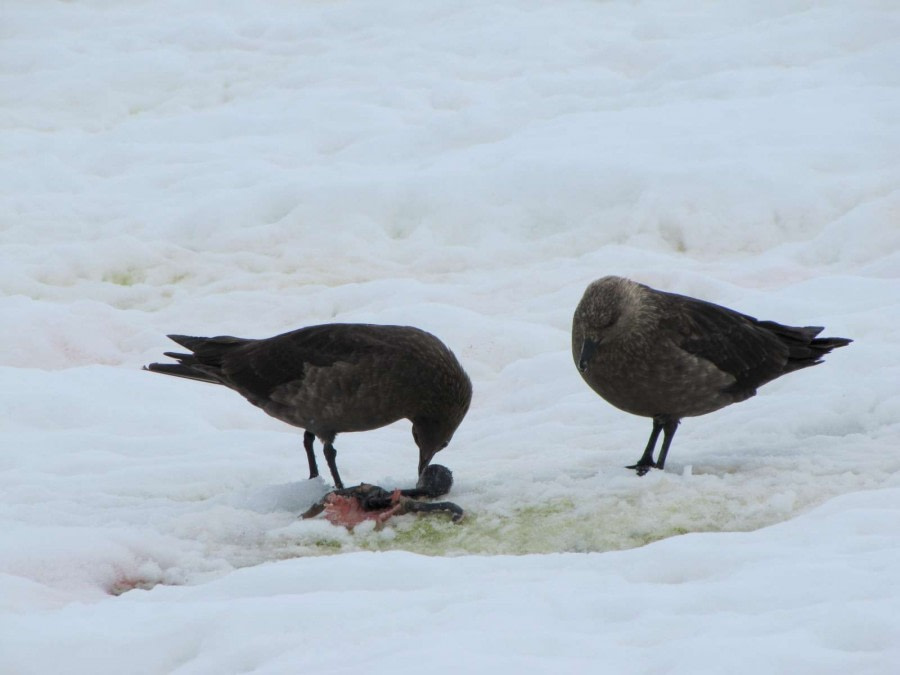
[2, 0, 899, 672]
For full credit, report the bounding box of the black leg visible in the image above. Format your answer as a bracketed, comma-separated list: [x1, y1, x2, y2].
[303, 430, 319, 479]
[323, 441, 344, 490]
[627, 419, 663, 476]
[654, 419, 680, 470]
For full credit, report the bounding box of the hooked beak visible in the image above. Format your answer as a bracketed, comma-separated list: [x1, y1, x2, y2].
[418, 451, 434, 478]
[418, 441, 448, 477]
[578, 338, 598, 372]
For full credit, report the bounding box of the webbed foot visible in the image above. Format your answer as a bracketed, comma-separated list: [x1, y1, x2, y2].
[626, 462, 657, 477]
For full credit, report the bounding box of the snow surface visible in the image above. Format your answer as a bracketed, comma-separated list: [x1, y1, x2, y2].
[2, 0, 900, 672]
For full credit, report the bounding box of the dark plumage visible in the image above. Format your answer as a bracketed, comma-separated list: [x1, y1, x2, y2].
[572, 276, 851, 475]
[145, 323, 472, 489]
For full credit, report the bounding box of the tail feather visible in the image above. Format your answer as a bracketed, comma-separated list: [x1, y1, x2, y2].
[166, 334, 209, 351]
[166, 334, 248, 364]
[163, 351, 196, 363]
[757, 321, 823, 345]
[755, 320, 850, 357]
[145, 334, 251, 384]
[781, 329, 852, 373]
[143, 362, 221, 385]
[810, 336, 853, 352]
